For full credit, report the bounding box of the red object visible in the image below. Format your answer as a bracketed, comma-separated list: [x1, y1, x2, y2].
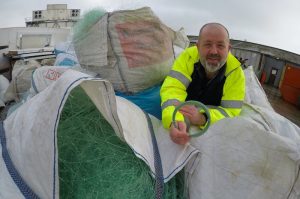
[280, 65, 300, 106]
[280, 84, 300, 106]
[260, 71, 267, 84]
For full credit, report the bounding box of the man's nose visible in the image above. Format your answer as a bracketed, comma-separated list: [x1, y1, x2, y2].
[210, 45, 218, 54]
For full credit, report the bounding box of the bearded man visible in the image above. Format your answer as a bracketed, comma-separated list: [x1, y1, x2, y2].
[160, 23, 245, 145]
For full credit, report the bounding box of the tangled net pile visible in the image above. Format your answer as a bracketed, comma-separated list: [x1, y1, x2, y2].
[57, 86, 186, 198]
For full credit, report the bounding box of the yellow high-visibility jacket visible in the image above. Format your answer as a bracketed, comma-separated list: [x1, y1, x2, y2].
[160, 46, 245, 129]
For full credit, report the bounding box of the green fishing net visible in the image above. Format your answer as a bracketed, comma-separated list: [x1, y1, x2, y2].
[58, 86, 186, 198]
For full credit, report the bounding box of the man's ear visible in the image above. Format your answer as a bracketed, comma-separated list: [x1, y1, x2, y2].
[228, 43, 232, 51]
[196, 41, 201, 49]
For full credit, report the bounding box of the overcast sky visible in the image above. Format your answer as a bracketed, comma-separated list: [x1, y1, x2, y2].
[1, 0, 300, 54]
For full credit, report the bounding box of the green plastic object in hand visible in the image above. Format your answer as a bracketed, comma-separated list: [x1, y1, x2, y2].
[172, 100, 211, 137]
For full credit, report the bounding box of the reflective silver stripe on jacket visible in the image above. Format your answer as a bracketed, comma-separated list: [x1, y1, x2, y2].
[161, 99, 181, 110]
[208, 105, 229, 117]
[221, 100, 243, 108]
[168, 70, 191, 88]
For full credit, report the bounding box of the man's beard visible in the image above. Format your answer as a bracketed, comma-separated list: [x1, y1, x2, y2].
[200, 56, 226, 73]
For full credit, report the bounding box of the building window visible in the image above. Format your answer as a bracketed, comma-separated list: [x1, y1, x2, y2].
[34, 10, 42, 19]
[71, 9, 80, 17]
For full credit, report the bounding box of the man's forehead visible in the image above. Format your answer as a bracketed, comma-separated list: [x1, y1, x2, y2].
[202, 39, 227, 43]
[199, 23, 229, 40]
[202, 26, 227, 36]
[200, 33, 229, 42]
[200, 26, 229, 43]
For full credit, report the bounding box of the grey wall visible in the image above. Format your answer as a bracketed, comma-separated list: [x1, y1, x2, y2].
[231, 49, 261, 72]
[263, 56, 285, 87]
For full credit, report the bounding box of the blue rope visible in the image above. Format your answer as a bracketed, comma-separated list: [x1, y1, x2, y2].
[0, 121, 40, 199]
[143, 111, 164, 199]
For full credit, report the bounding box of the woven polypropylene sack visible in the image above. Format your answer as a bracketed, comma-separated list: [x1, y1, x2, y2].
[73, 7, 188, 93]
[4, 60, 40, 101]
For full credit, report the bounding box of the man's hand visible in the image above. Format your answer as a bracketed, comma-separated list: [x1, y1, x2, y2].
[179, 105, 206, 126]
[170, 121, 190, 145]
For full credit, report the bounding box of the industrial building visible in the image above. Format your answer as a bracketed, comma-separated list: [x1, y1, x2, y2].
[25, 4, 80, 28]
[0, 4, 80, 80]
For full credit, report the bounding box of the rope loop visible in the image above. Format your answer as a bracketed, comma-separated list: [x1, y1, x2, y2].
[172, 100, 211, 137]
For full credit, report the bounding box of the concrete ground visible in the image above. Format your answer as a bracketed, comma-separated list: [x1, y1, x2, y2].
[262, 84, 300, 127]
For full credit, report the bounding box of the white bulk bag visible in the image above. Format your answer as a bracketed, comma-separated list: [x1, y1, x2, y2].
[74, 7, 189, 93]
[1, 68, 300, 199]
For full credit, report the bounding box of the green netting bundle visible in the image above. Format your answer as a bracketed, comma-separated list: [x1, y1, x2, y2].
[58, 86, 186, 198]
[73, 8, 107, 41]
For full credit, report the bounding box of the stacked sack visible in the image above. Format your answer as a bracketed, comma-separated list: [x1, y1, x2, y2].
[54, 41, 80, 68]
[73, 7, 189, 93]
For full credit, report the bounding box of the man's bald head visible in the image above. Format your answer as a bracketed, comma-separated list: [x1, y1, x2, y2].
[199, 23, 230, 42]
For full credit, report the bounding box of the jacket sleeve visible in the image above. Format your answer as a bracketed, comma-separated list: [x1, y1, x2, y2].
[160, 49, 194, 129]
[207, 66, 245, 124]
